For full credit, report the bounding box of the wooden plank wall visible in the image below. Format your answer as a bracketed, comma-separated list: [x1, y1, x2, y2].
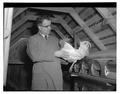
[12, 7, 116, 53]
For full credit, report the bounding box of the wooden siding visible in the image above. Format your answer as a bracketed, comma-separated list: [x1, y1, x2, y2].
[100, 36, 116, 45]
[95, 28, 114, 39]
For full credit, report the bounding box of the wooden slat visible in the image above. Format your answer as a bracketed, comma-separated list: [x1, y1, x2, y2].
[107, 8, 116, 14]
[73, 27, 82, 48]
[96, 8, 116, 32]
[51, 30, 61, 39]
[52, 25, 65, 39]
[100, 36, 116, 45]
[10, 28, 30, 46]
[84, 12, 97, 22]
[64, 15, 72, 24]
[80, 37, 91, 43]
[90, 21, 103, 33]
[85, 14, 102, 27]
[13, 9, 28, 25]
[79, 8, 95, 21]
[12, 15, 38, 35]
[88, 49, 116, 58]
[13, 8, 28, 19]
[53, 15, 73, 38]
[12, 15, 29, 32]
[30, 7, 72, 24]
[105, 43, 116, 50]
[68, 20, 78, 29]
[89, 47, 99, 53]
[90, 42, 97, 48]
[10, 38, 28, 50]
[74, 7, 85, 14]
[96, 28, 114, 39]
[9, 60, 25, 64]
[13, 8, 19, 17]
[11, 22, 33, 44]
[31, 7, 73, 13]
[60, 14, 67, 19]
[11, 29, 30, 47]
[105, 42, 116, 46]
[74, 32, 79, 48]
[78, 8, 88, 15]
[57, 24, 67, 35]
[13, 15, 21, 25]
[73, 26, 82, 33]
[77, 31, 86, 39]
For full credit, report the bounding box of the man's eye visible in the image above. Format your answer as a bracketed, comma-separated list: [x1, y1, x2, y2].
[44, 26, 49, 28]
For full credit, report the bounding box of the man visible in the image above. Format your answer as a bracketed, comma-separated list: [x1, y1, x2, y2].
[26, 15, 63, 90]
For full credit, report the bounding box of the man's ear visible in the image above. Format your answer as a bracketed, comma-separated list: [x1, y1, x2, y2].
[38, 25, 42, 30]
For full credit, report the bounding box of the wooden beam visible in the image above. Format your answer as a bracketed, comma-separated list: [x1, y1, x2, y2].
[12, 15, 37, 32]
[30, 7, 73, 13]
[12, 15, 28, 32]
[11, 22, 33, 43]
[96, 8, 116, 32]
[32, 7, 106, 50]
[52, 25, 65, 39]
[11, 29, 30, 47]
[51, 18, 71, 37]
[88, 49, 116, 59]
[10, 37, 28, 49]
[53, 15, 73, 38]
[73, 26, 82, 33]
[13, 8, 28, 19]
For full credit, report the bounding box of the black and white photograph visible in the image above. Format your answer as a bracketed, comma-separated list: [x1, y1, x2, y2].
[3, 2, 117, 91]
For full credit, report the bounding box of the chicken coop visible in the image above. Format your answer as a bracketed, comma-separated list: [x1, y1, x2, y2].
[4, 4, 116, 91]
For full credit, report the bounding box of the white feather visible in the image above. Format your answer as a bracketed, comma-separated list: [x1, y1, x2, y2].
[55, 41, 91, 62]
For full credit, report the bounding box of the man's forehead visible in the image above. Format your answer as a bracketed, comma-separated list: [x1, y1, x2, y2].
[42, 19, 51, 26]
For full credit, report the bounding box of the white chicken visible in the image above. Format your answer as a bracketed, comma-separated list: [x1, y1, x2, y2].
[54, 40, 91, 72]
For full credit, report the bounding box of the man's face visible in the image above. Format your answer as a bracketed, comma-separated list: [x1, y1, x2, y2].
[38, 19, 51, 36]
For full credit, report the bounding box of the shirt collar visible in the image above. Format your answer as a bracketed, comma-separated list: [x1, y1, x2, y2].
[38, 32, 49, 38]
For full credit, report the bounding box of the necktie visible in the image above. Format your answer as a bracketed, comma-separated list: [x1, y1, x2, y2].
[45, 36, 47, 40]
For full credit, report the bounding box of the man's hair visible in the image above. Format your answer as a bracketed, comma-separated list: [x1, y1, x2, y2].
[36, 15, 51, 25]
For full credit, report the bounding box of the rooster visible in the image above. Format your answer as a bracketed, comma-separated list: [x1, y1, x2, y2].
[54, 40, 91, 72]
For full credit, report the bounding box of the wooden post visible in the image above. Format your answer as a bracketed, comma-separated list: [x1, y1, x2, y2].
[74, 31, 79, 49]
[74, 31, 77, 48]
[3, 8, 13, 86]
